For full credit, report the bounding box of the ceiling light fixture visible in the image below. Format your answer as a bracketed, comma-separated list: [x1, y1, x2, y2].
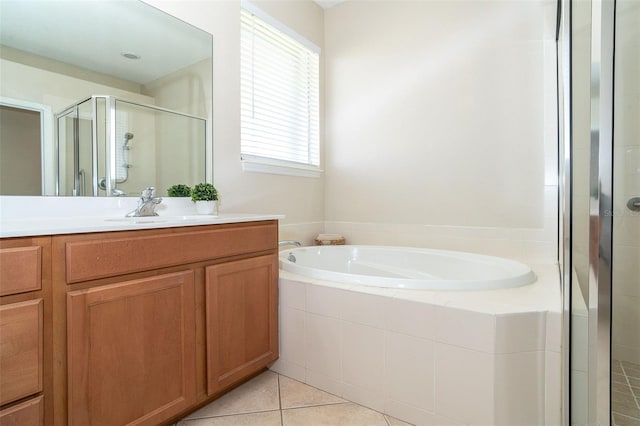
[121, 52, 141, 60]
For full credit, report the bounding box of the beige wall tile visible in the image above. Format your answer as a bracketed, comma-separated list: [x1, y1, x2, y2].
[434, 344, 495, 425]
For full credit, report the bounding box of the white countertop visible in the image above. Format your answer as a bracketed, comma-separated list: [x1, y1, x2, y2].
[0, 196, 284, 238]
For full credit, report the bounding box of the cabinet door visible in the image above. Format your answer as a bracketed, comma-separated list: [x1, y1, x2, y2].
[206, 255, 278, 395]
[0, 299, 43, 406]
[67, 271, 196, 426]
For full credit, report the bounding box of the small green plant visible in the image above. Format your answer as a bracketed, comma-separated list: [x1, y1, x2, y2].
[191, 182, 218, 202]
[167, 184, 192, 197]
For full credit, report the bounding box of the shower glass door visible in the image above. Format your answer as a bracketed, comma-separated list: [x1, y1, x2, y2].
[57, 100, 96, 196]
[568, 0, 595, 422]
[611, 0, 640, 423]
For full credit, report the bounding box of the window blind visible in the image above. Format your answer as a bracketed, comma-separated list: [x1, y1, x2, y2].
[240, 5, 320, 171]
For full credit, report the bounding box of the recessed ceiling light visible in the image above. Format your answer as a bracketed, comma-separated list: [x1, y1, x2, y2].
[121, 52, 141, 60]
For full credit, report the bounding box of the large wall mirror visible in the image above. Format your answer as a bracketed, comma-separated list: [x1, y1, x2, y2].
[0, 0, 213, 196]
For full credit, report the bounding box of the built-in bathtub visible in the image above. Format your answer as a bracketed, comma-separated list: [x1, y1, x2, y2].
[279, 245, 536, 290]
[272, 245, 562, 426]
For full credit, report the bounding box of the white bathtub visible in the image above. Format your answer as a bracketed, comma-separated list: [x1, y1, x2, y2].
[279, 245, 536, 290]
[274, 249, 561, 425]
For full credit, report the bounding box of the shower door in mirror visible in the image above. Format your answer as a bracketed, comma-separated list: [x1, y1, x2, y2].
[57, 97, 105, 196]
[56, 96, 206, 197]
[57, 100, 98, 197]
[112, 99, 206, 197]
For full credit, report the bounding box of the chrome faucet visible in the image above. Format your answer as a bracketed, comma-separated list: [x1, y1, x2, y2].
[278, 240, 302, 248]
[126, 187, 162, 217]
[279, 240, 301, 263]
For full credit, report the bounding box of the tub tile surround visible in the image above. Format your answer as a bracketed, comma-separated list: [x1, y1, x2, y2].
[272, 263, 562, 426]
[278, 184, 558, 265]
[279, 216, 558, 263]
[279, 221, 325, 246]
[278, 185, 557, 262]
[323, 218, 558, 264]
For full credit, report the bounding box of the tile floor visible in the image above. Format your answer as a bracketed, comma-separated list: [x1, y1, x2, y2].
[612, 360, 640, 426]
[177, 370, 413, 426]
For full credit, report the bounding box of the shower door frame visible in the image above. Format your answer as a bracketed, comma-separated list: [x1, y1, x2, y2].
[588, 0, 615, 424]
[563, 0, 616, 424]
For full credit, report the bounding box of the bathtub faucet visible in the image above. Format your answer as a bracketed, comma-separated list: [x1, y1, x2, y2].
[278, 240, 302, 248]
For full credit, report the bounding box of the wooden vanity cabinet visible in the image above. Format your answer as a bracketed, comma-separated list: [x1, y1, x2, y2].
[52, 221, 279, 426]
[0, 237, 52, 426]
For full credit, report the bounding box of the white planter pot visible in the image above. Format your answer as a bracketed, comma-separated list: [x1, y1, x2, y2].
[195, 200, 218, 216]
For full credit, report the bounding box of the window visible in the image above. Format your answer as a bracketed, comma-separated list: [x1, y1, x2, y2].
[240, 2, 321, 177]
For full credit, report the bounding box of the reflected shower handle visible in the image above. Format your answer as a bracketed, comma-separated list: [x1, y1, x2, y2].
[627, 197, 640, 211]
[98, 178, 124, 196]
[78, 169, 85, 196]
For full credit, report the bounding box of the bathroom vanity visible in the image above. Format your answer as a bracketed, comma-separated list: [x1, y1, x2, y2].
[0, 215, 280, 425]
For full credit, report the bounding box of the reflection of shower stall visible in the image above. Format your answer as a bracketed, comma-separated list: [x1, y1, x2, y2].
[56, 95, 206, 197]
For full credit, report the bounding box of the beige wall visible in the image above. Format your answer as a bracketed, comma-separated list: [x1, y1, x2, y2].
[0, 106, 41, 195]
[0, 55, 155, 117]
[322, 0, 558, 261]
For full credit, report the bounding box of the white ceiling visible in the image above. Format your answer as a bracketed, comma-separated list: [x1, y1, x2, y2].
[0, 1, 212, 85]
[313, 0, 346, 9]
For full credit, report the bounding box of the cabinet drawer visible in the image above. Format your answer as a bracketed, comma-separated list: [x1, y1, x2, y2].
[0, 299, 43, 406]
[0, 396, 43, 426]
[0, 246, 41, 296]
[64, 222, 277, 283]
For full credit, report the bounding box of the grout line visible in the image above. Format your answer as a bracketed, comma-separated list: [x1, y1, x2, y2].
[612, 412, 640, 422]
[626, 363, 640, 410]
[619, 361, 640, 411]
[277, 374, 284, 426]
[190, 409, 283, 421]
[284, 401, 351, 411]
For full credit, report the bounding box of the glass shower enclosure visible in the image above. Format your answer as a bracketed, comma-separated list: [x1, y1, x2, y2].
[560, 0, 640, 424]
[56, 95, 206, 197]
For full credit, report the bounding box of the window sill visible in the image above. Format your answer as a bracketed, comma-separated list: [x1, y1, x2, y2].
[241, 159, 322, 178]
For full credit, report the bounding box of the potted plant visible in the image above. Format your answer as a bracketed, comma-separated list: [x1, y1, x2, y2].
[167, 184, 191, 198]
[191, 182, 219, 215]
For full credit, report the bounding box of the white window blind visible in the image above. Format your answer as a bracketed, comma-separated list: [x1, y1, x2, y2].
[240, 4, 320, 175]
